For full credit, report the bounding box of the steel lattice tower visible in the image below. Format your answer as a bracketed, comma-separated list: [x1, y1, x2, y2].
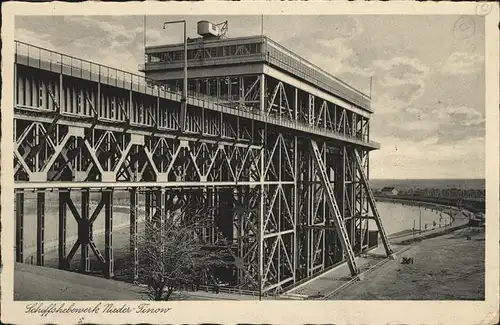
[13, 34, 393, 297]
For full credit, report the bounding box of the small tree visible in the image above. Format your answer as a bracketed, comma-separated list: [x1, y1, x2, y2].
[138, 212, 228, 301]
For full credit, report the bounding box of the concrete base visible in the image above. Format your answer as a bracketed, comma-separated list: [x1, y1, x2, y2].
[388, 253, 397, 260]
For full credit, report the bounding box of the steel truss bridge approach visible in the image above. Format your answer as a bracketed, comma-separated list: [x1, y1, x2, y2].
[13, 36, 393, 296]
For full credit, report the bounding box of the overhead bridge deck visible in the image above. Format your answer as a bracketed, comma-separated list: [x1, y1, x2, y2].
[14, 41, 379, 155]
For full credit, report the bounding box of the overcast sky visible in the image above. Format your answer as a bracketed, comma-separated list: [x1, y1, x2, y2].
[15, 15, 485, 179]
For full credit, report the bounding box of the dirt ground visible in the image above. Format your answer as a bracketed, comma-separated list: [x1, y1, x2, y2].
[332, 226, 485, 300]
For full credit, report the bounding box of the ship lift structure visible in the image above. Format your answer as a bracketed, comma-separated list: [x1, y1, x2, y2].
[13, 21, 393, 296]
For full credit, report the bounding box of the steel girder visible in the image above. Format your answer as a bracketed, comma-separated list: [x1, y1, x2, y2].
[162, 74, 371, 145]
[13, 46, 388, 295]
[13, 63, 296, 293]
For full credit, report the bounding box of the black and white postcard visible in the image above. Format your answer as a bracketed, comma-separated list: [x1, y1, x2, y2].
[1, 1, 499, 324]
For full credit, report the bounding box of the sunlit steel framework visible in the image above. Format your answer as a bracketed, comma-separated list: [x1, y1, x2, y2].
[13, 36, 392, 296]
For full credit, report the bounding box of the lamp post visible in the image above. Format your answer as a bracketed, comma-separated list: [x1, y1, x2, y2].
[163, 20, 187, 132]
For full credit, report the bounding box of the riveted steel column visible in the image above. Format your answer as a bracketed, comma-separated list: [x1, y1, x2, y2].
[59, 70, 64, 112]
[154, 189, 164, 226]
[130, 187, 139, 282]
[80, 189, 91, 273]
[104, 188, 114, 278]
[336, 149, 346, 261]
[307, 149, 313, 276]
[58, 190, 68, 269]
[145, 191, 151, 223]
[36, 189, 45, 266]
[260, 74, 265, 112]
[293, 135, 298, 282]
[349, 149, 356, 247]
[157, 189, 165, 260]
[259, 129, 265, 299]
[14, 55, 18, 105]
[294, 88, 298, 121]
[15, 191, 24, 263]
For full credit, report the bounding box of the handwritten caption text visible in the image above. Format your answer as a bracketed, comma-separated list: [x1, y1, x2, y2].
[25, 302, 172, 317]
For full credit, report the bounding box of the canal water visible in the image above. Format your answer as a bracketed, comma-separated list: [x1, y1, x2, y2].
[373, 201, 453, 236]
[19, 196, 453, 258]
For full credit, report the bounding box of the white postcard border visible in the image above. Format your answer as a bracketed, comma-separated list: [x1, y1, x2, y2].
[1, 2, 499, 324]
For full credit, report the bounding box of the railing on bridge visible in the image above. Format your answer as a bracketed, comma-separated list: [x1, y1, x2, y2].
[14, 40, 380, 149]
[15, 41, 153, 92]
[265, 38, 372, 111]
